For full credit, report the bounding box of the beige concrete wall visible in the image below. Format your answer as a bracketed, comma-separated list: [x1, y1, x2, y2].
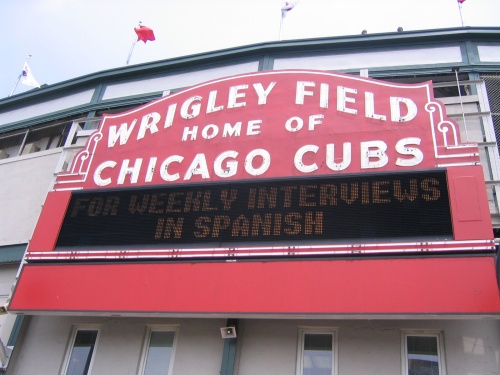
[0, 150, 61, 246]
[7, 317, 500, 375]
[8, 316, 226, 375]
[238, 319, 500, 375]
[0, 264, 18, 344]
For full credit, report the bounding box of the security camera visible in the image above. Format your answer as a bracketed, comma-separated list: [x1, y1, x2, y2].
[220, 326, 237, 339]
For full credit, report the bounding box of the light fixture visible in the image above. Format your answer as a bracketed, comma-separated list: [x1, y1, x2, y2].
[220, 326, 237, 339]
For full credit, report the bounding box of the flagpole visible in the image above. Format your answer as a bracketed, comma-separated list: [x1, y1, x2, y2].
[457, 2, 465, 27]
[279, 1, 298, 41]
[126, 21, 141, 65]
[126, 40, 138, 65]
[454, 67, 469, 141]
[279, 12, 284, 41]
[9, 55, 32, 97]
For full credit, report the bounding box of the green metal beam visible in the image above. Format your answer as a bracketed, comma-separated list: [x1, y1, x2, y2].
[220, 319, 239, 375]
[0, 245, 26, 264]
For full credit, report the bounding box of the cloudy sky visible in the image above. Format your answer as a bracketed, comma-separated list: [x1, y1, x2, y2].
[1, 0, 499, 98]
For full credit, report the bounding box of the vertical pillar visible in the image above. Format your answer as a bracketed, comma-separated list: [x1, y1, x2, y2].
[220, 319, 239, 375]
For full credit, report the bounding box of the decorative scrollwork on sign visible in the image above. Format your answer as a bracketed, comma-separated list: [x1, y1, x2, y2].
[437, 119, 459, 148]
[426, 101, 459, 148]
[70, 131, 103, 176]
[425, 101, 478, 166]
[54, 131, 104, 189]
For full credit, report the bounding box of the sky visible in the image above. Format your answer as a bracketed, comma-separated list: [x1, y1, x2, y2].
[1, 0, 500, 99]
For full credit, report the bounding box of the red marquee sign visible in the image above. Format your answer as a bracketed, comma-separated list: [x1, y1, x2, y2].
[11, 71, 499, 316]
[55, 70, 480, 190]
[25, 70, 493, 260]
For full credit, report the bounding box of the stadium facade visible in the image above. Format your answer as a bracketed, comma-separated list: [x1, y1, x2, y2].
[0, 27, 499, 375]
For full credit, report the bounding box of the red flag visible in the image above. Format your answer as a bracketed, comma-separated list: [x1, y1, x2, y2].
[134, 25, 155, 43]
[457, 0, 466, 3]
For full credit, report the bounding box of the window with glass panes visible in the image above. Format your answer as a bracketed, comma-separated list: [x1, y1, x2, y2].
[64, 329, 98, 375]
[297, 329, 336, 375]
[403, 333, 445, 375]
[140, 329, 177, 375]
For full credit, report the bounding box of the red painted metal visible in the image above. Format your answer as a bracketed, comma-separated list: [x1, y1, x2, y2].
[12, 71, 496, 315]
[447, 166, 493, 240]
[9, 257, 500, 314]
[27, 190, 72, 252]
[53, 71, 479, 191]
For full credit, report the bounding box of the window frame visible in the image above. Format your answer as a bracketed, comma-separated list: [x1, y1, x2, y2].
[137, 325, 179, 375]
[296, 327, 338, 375]
[401, 330, 447, 375]
[60, 325, 100, 375]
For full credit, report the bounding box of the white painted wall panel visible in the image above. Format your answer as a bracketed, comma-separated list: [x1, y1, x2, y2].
[274, 46, 463, 70]
[0, 150, 61, 246]
[0, 264, 20, 345]
[238, 319, 500, 375]
[0, 90, 94, 126]
[8, 318, 499, 375]
[102, 62, 259, 100]
[478, 45, 500, 62]
[8, 317, 226, 375]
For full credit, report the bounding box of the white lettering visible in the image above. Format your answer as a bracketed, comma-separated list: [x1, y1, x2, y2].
[360, 140, 388, 169]
[320, 83, 329, 109]
[164, 103, 177, 128]
[182, 126, 198, 141]
[295, 81, 315, 105]
[184, 154, 210, 180]
[395, 137, 424, 166]
[117, 159, 143, 184]
[308, 114, 324, 130]
[223, 122, 242, 137]
[365, 92, 387, 120]
[253, 82, 276, 105]
[326, 143, 351, 171]
[137, 112, 161, 140]
[245, 149, 271, 176]
[285, 116, 303, 132]
[294, 145, 319, 173]
[108, 120, 137, 147]
[337, 86, 357, 115]
[228, 85, 248, 108]
[207, 90, 224, 113]
[181, 96, 202, 119]
[390, 97, 417, 122]
[160, 155, 184, 181]
[202, 124, 219, 139]
[247, 119, 262, 135]
[214, 151, 238, 177]
[94, 161, 117, 186]
[145, 157, 157, 182]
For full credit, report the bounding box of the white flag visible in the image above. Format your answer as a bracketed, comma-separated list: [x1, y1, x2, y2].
[281, 0, 299, 18]
[20, 63, 40, 88]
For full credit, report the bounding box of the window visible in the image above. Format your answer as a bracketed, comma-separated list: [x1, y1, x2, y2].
[139, 327, 178, 375]
[62, 328, 99, 375]
[403, 332, 446, 375]
[297, 328, 337, 375]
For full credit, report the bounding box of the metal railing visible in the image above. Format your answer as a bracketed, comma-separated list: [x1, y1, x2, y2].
[0, 117, 101, 161]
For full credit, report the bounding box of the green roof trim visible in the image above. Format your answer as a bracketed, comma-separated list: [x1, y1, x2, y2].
[2, 27, 500, 107]
[0, 244, 26, 264]
[2, 27, 500, 134]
